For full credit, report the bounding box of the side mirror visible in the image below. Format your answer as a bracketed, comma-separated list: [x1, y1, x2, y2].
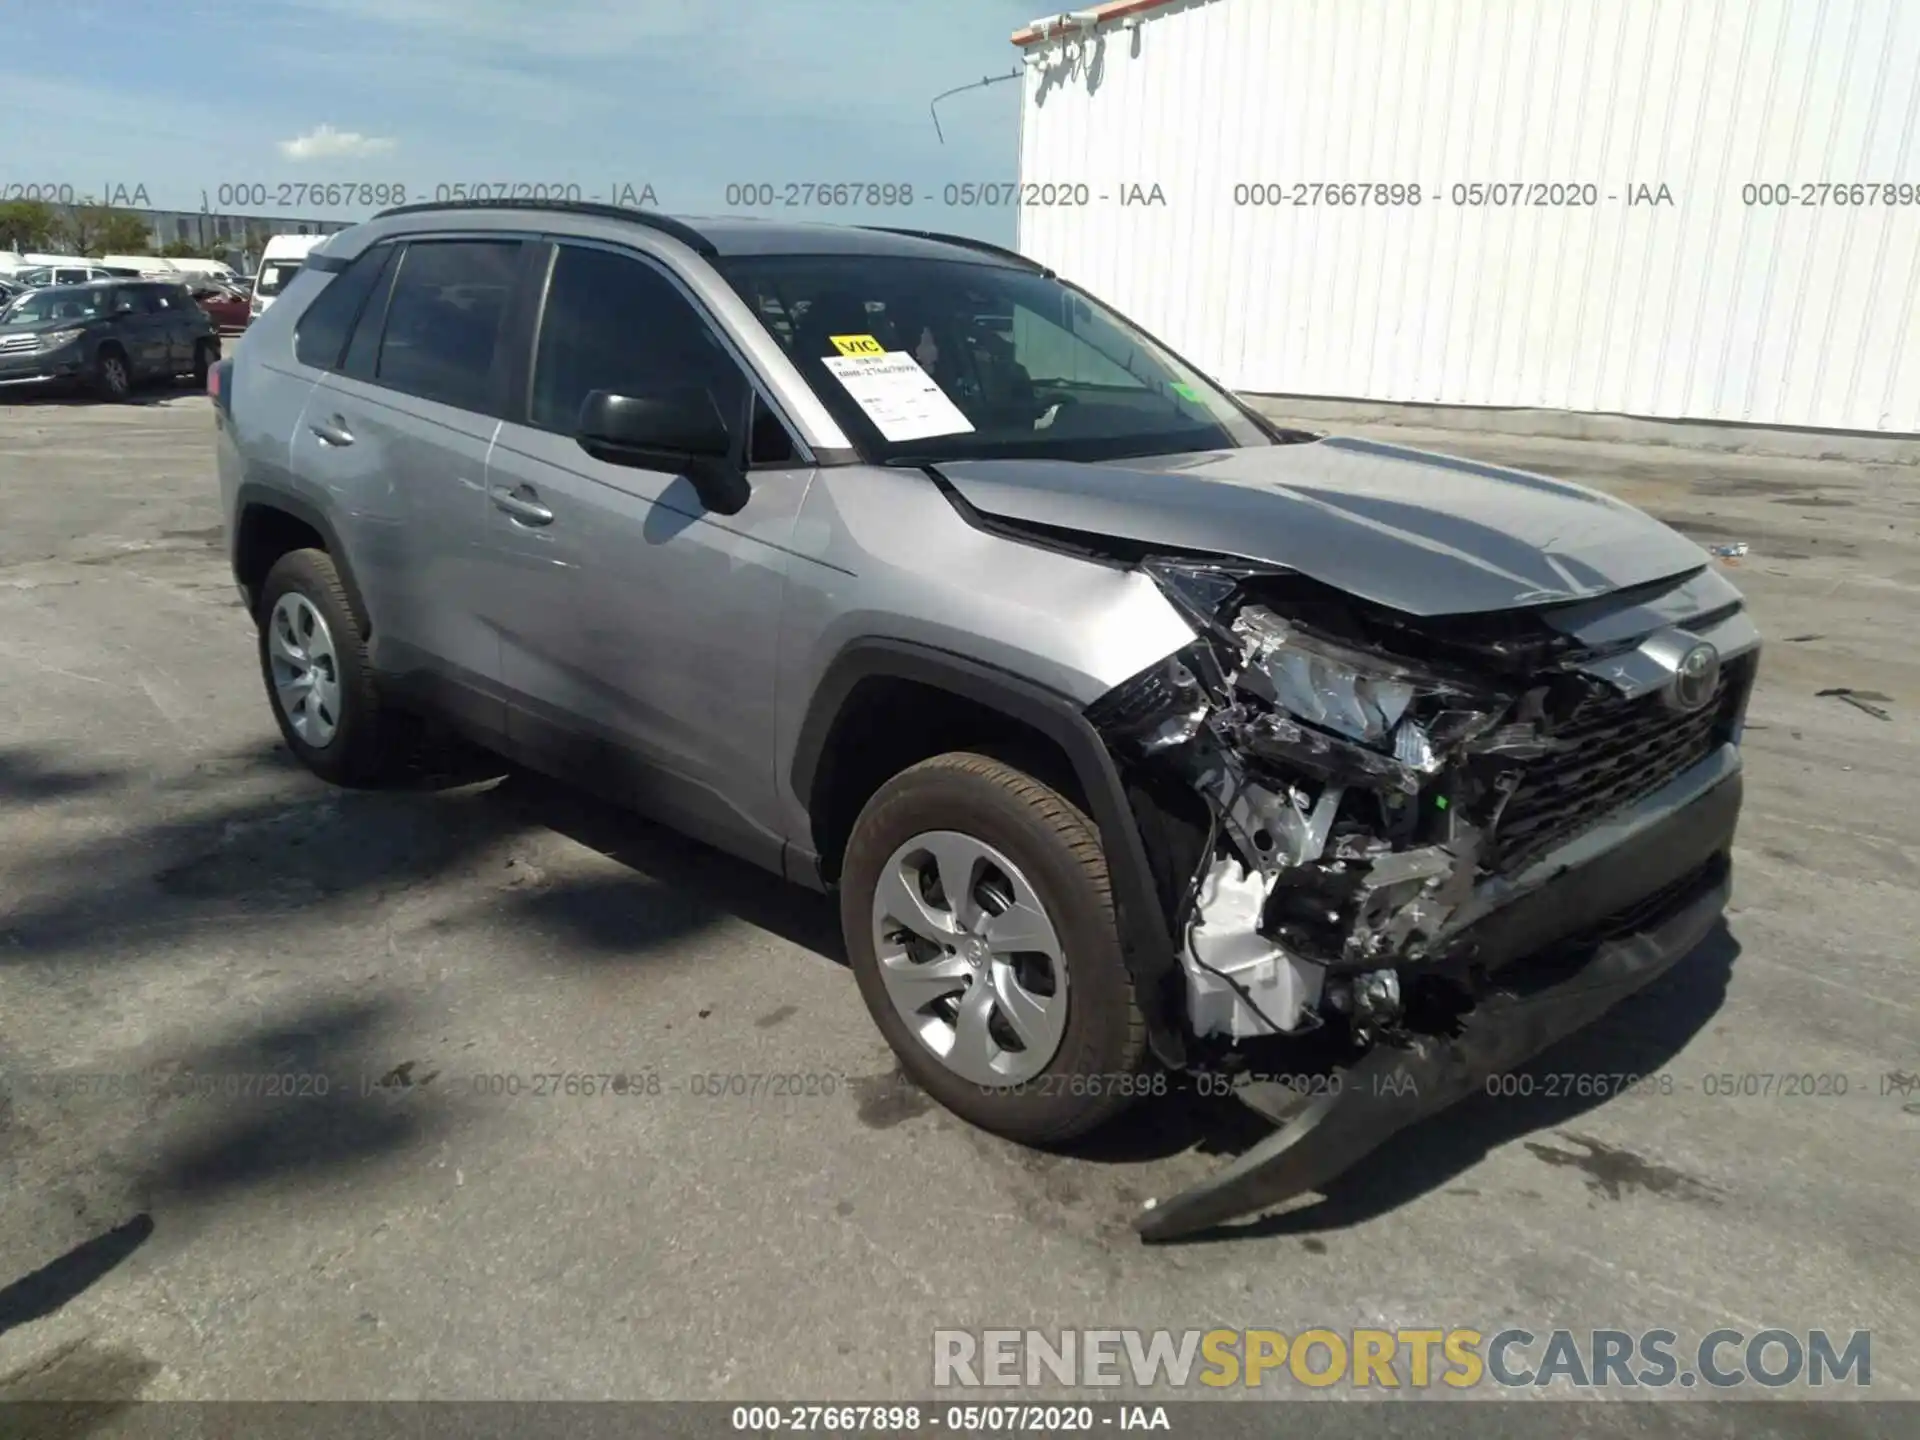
[576, 387, 750, 515]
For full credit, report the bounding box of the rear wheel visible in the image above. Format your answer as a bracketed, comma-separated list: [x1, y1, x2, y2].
[256, 548, 393, 787]
[190, 338, 214, 389]
[841, 752, 1150, 1145]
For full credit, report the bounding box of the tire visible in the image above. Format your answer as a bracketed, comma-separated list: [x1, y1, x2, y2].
[841, 751, 1149, 1145]
[256, 548, 392, 787]
[190, 339, 214, 389]
[92, 346, 131, 402]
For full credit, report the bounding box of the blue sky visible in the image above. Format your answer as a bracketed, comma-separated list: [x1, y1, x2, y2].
[1, 0, 1045, 243]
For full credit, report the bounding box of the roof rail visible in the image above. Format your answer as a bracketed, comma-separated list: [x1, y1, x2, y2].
[858, 226, 1051, 273]
[367, 198, 718, 257]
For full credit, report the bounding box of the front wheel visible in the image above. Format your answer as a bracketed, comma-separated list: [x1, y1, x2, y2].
[92, 348, 131, 401]
[840, 752, 1150, 1145]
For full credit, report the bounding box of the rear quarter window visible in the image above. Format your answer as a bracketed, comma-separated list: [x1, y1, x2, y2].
[294, 245, 396, 371]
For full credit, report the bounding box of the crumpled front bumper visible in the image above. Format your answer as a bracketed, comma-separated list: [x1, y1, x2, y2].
[1136, 770, 1741, 1241]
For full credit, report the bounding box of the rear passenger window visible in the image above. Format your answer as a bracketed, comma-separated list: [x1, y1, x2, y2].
[374, 239, 521, 413]
[295, 245, 394, 371]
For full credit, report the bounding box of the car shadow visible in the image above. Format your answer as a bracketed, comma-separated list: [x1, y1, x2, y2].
[1058, 922, 1740, 1236]
[485, 768, 846, 966]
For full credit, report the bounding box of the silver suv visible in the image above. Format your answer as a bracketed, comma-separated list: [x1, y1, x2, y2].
[213, 200, 1759, 1239]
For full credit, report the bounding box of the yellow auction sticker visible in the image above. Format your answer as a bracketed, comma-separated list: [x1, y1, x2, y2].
[829, 334, 885, 356]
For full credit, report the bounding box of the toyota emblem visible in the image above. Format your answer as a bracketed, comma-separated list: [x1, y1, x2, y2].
[1665, 641, 1721, 713]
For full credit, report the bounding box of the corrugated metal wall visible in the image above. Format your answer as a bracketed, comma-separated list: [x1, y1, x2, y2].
[1015, 0, 1920, 433]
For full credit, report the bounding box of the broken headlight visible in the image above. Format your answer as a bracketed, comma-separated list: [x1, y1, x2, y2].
[1231, 607, 1456, 772]
[1234, 610, 1413, 746]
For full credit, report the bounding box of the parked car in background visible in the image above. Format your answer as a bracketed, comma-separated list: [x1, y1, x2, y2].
[12, 264, 119, 288]
[192, 282, 252, 333]
[0, 279, 220, 399]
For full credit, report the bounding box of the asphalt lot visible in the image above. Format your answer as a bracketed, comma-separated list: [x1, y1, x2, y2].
[0, 388, 1916, 1420]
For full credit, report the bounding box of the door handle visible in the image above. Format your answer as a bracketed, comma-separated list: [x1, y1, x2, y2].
[490, 485, 554, 526]
[308, 416, 354, 446]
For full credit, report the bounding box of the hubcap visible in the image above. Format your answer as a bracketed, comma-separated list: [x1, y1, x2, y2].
[870, 830, 1068, 1086]
[267, 592, 343, 748]
[104, 358, 126, 390]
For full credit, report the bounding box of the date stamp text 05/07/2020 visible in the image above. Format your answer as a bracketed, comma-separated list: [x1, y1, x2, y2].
[4, 1066, 1914, 1107]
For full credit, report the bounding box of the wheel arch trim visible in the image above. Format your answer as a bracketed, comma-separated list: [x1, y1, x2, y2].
[791, 637, 1187, 1066]
[231, 482, 372, 634]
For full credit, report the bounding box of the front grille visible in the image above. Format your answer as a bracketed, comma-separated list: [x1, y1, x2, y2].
[1491, 654, 1752, 874]
[0, 334, 40, 354]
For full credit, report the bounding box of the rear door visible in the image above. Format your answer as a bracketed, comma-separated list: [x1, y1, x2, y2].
[143, 283, 196, 370]
[289, 235, 528, 739]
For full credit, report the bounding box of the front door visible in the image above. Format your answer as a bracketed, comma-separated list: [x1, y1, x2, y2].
[482, 239, 815, 869]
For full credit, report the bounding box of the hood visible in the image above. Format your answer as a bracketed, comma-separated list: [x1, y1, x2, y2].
[933, 436, 1710, 617]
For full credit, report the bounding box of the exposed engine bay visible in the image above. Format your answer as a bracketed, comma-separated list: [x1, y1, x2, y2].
[1086, 557, 1752, 1069]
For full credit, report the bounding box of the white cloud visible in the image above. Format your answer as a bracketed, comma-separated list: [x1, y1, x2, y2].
[277, 124, 398, 160]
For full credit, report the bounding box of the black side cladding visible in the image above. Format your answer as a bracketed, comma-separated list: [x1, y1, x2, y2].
[789, 637, 1191, 1067]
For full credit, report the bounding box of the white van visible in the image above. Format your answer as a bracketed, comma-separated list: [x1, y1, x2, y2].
[102, 255, 181, 278]
[251, 235, 329, 318]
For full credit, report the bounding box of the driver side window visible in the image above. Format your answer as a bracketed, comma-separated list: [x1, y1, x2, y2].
[530, 244, 748, 437]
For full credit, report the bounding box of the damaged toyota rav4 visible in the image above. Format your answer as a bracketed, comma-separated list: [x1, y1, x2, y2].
[215, 203, 1758, 1240]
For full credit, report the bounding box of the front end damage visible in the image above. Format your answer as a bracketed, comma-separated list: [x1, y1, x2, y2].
[1084, 558, 1756, 1240]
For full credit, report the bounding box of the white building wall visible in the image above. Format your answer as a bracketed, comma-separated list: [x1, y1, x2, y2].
[1014, 0, 1920, 433]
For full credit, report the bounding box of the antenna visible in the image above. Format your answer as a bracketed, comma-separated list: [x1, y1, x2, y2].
[928, 67, 1024, 144]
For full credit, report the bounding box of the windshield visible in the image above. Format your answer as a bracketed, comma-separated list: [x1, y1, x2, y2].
[718, 254, 1271, 464]
[3, 285, 111, 324]
[255, 260, 302, 297]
